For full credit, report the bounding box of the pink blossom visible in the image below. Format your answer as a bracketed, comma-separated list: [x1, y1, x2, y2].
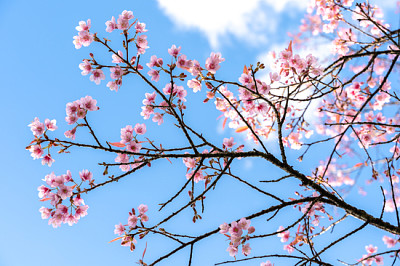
[112, 50, 124, 63]
[226, 245, 238, 257]
[248, 226, 255, 234]
[141, 214, 149, 222]
[382, 235, 397, 248]
[79, 59, 92, 75]
[44, 119, 57, 131]
[73, 195, 85, 206]
[121, 125, 134, 143]
[134, 123, 146, 135]
[229, 222, 243, 237]
[284, 244, 294, 253]
[223, 137, 236, 149]
[176, 55, 192, 69]
[66, 214, 78, 226]
[90, 69, 105, 85]
[64, 128, 76, 140]
[147, 69, 160, 82]
[79, 169, 93, 181]
[270, 72, 281, 83]
[238, 218, 251, 230]
[110, 66, 123, 79]
[115, 153, 130, 172]
[117, 18, 130, 30]
[63, 170, 73, 182]
[168, 45, 181, 57]
[29, 145, 43, 159]
[77, 30, 94, 47]
[126, 141, 141, 153]
[152, 112, 164, 125]
[76, 19, 91, 32]
[260, 261, 273, 266]
[187, 79, 201, 93]
[141, 105, 154, 120]
[205, 52, 224, 74]
[75, 205, 89, 218]
[219, 223, 230, 234]
[39, 207, 51, 219]
[186, 170, 204, 183]
[375, 255, 384, 265]
[28, 117, 45, 136]
[42, 154, 55, 167]
[135, 22, 147, 33]
[105, 16, 117, 32]
[119, 10, 134, 21]
[136, 35, 149, 50]
[80, 96, 98, 111]
[114, 223, 125, 235]
[143, 92, 156, 106]
[365, 244, 378, 254]
[38, 185, 50, 198]
[277, 226, 290, 242]
[107, 80, 122, 92]
[176, 86, 187, 101]
[57, 184, 73, 200]
[44, 172, 63, 188]
[128, 215, 138, 227]
[147, 55, 163, 68]
[242, 243, 251, 256]
[138, 204, 148, 214]
[76, 108, 86, 119]
[239, 73, 253, 85]
[183, 156, 196, 169]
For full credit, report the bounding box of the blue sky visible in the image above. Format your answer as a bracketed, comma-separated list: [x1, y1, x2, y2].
[1, 0, 399, 265]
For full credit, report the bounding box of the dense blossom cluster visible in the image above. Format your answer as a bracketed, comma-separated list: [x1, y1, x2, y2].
[112, 205, 149, 252]
[38, 170, 91, 228]
[219, 218, 255, 257]
[210, 44, 320, 148]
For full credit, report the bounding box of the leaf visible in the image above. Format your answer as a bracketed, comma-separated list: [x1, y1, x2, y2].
[287, 40, 293, 53]
[39, 198, 51, 202]
[142, 242, 147, 260]
[222, 117, 228, 130]
[109, 142, 126, 148]
[243, 65, 248, 74]
[235, 126, 248, 133]
[108, 236, 124, 243]
[354, 163, 363, 168]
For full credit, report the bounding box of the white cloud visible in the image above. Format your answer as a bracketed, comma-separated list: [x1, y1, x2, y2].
[156, 0, 308, 49]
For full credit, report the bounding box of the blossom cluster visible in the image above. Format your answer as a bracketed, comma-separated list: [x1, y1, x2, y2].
[113, 123, 147, 172]
[211, 45, 319, 149]
[219, 218, 255, 257]
[73, 19, 93, 49]
[113, 204, 149, 252]
[38, 170, 92, 228]
[75, 10, 148, 89]
[65, 96, 99, 140]
[359, 245, 383, 265]
[303, 1, 390, 56]
[277, 226, 294, 253]
[27, 117, 58, 166]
